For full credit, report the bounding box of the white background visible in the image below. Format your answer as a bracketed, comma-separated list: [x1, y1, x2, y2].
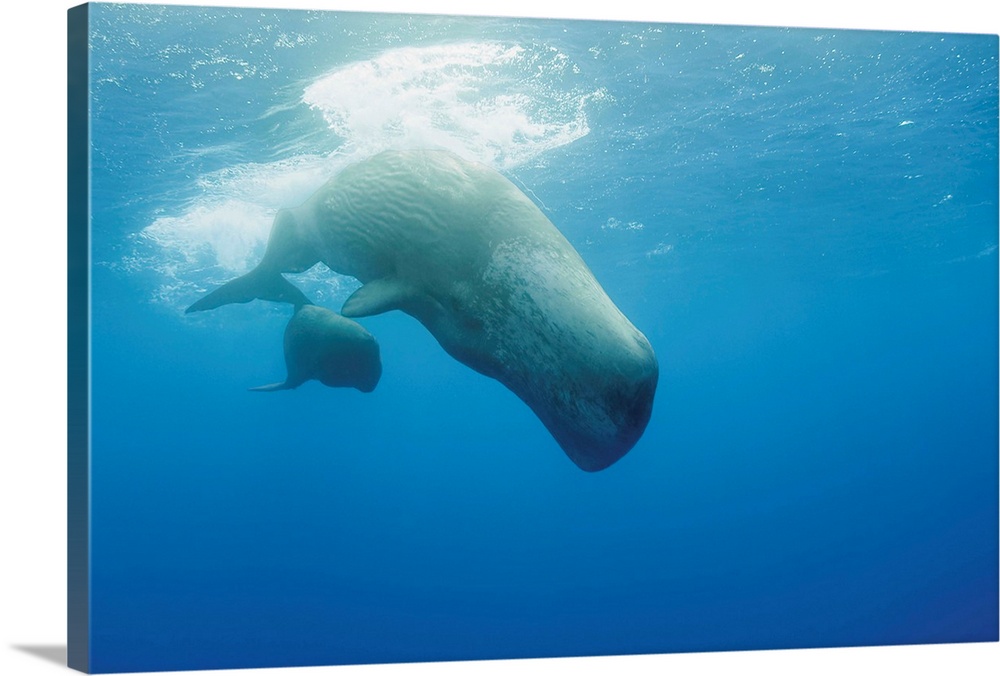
[2, 1, 997, 675]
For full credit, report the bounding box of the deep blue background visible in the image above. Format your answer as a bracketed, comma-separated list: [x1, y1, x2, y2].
[86, 5, 998, 672]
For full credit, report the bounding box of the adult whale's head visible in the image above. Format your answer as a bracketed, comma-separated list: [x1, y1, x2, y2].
[250, 304, 382, 394]
[188, 149, 658, 471]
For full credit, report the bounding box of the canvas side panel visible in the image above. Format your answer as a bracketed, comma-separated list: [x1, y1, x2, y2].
[67, 4, 91, 673]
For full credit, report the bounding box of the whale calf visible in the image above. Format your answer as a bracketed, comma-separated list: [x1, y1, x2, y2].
[189, 149, 658, 471]
[250, 304, 382, 393]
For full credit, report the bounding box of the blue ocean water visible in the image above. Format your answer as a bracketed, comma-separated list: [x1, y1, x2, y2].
[85, 4, 999, 672]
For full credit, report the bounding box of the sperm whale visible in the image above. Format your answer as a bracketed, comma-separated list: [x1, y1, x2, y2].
[188, 149, 658, 471]
[250, 304, 381, 394]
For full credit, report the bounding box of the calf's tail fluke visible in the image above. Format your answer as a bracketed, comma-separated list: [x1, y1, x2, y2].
[248, 381, 292, 392]
[185, 267, 311, 314]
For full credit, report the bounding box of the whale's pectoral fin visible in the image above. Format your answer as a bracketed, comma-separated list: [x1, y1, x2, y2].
[248, 381, 292, 392]
[186, 267, 312, 314]
[341, 277, 416, 317]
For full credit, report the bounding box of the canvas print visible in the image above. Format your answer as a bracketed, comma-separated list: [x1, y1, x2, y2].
[68, 3, 998, 673]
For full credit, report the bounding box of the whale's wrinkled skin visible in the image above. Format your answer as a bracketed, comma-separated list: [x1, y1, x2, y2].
[250, 304, 381, 393]
[188, 149, 658, 471]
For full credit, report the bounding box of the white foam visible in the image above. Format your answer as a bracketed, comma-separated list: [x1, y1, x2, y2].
[193, 155, 336, 213]
[302, 41, 601, 169]
[142, 199, 274, 274]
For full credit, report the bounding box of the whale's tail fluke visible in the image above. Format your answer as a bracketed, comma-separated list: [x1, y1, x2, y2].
[185, 267, 311, 314]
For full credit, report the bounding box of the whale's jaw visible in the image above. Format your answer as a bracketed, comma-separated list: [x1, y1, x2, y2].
[514, 333, 659, 472]
[560, 354, 659, 472]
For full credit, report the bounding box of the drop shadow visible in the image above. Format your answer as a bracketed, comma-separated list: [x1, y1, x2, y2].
[12, 644, 67, 667]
